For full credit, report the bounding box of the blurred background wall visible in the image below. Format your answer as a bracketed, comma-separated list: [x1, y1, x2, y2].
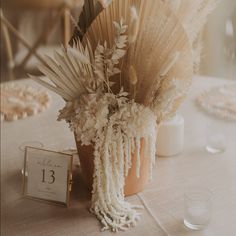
[200, 0, 236, 80]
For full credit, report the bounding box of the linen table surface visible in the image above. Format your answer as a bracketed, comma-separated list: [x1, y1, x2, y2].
[1, 75, 236, 236]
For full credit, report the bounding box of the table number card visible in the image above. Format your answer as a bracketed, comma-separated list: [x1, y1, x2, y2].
[23, 146, 73, 206]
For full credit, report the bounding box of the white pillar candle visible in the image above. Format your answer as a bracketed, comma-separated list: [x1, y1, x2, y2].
[156, 113, 184, 157]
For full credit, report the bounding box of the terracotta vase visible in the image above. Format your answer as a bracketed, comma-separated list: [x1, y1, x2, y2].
[75, 137, 150, 196]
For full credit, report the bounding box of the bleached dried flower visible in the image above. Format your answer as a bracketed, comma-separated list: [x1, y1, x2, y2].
[128, 6, 139, 44]
[152, 78, 186, 121]
[129, 65, 138, 85]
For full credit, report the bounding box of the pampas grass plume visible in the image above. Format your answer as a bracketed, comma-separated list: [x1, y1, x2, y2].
[98, 0, 112, 8]
[128, 6, 139, 44]
[129, 65, 138, 85]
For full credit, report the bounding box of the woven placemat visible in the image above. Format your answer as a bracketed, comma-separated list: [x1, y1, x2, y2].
[1, 83, 50, 121]
[196, 84, 236, 121]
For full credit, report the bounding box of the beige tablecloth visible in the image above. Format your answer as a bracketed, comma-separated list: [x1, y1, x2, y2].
[1, 76, 236, 236]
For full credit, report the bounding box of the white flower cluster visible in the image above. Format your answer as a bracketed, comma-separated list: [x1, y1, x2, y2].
[59, 90, 156, 144]
[58, 90, 157, 231]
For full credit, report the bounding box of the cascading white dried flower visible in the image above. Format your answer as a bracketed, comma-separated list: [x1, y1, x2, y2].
[61, 91, 157, 231]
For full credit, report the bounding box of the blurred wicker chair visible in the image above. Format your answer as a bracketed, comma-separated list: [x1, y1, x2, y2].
[1, 0, 81, 79]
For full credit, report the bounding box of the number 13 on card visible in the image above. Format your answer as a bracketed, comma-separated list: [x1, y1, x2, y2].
[23, 147, 73, 206]
[41, 169, 55, 184]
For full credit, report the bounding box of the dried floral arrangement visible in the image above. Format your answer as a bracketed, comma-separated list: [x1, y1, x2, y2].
[30, 0, 196, 232]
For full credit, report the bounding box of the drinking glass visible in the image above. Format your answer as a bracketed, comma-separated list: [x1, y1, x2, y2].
[184, 188, 212, 230]
[19, 141, 44, 152]
[206, 119, 227, 154]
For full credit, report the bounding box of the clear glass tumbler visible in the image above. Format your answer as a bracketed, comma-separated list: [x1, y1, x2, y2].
[184, 188, 212, 230]
[206, 119, 227, 154]
[19, 141, 44, 152]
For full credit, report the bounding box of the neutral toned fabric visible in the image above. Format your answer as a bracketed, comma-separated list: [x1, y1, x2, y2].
[1, 75, 236, 235]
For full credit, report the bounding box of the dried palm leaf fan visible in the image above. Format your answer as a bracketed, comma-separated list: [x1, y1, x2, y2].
[85, 0, 193, 121]
[166, 0, 218, 72]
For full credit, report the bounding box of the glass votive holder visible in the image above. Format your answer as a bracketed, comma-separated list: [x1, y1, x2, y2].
[206, 119, 227, 154]
[184, 188, 212, 230]
[19, 141, 44, 152]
